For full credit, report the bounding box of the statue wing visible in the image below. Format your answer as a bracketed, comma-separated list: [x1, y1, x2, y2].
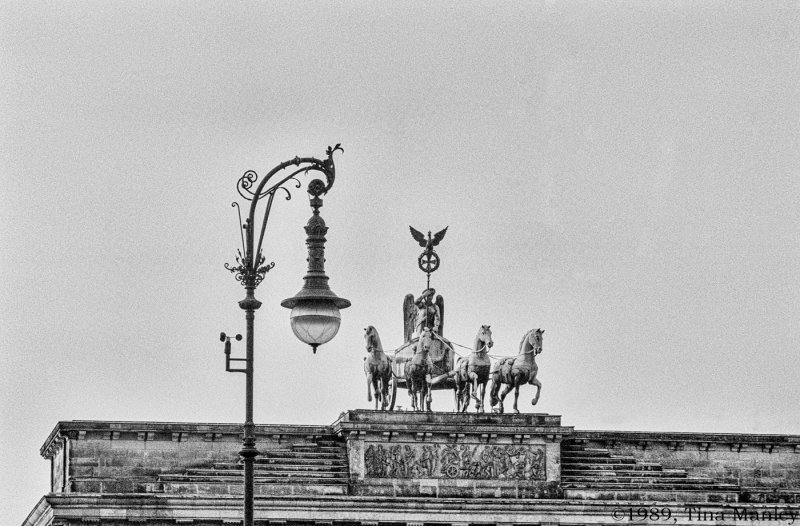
[431, 226, 448, 246]
[403, 293, 415, 342]
[409, 226, 426, 247]
[436, 294, 444, 336]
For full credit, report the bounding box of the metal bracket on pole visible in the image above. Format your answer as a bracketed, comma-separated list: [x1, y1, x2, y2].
[220, 332, 246, 373]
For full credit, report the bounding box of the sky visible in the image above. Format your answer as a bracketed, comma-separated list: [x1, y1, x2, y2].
[1, 2, 798, 524]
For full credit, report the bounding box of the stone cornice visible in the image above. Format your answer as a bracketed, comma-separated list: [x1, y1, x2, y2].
[574, 429, 800, 448]
[332, 410, 573, 440]
[20, 496, 51, 526]
[30, 494, 800, 526]
[40, 420, 334, 459]
[39, 418, 800, 459]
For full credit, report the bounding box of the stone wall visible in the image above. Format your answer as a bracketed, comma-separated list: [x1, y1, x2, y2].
[573, 430, 800, 502]
[39, 417, 800, 502]
[40, 421, 333, 494]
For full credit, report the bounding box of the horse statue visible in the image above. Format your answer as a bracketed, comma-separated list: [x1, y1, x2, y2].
[467, 325, 493, 412]
[363, 326, 392, 410]
[404, 327, 435, 411]
[431, 325, 493, 412]
[450, 357, 470, 412]
[489, 328, 544, 414]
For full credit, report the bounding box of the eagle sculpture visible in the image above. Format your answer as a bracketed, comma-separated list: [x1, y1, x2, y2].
[409, 226, 448, 252]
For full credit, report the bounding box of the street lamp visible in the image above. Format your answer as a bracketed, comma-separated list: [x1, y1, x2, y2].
[222, 145, 350, 526]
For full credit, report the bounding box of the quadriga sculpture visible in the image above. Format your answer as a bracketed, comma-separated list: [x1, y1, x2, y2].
[489, 328, 544, 414]
[363, 326, 392, 410]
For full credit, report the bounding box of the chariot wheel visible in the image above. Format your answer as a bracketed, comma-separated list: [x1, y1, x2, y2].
[388, 376, 398, 411]
[418, 251, 440, 273]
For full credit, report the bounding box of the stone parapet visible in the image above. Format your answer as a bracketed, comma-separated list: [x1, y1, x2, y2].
[333, 410, 571, 499]
[573, 430, 800, 450]
[31, 417, 800, 507]
[40, 420, 339, 495]
[40, 420, 334, 459]
[332, 409, 569, 436]
[569, 430, 800, 503]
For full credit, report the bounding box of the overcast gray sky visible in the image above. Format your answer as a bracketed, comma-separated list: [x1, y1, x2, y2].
[2, 2, 799, 524]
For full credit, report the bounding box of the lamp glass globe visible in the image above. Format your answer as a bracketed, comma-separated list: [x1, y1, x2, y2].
[289, 300, 342, 348]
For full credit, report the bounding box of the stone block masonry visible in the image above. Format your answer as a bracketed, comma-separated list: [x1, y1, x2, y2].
[571, 430, 800, 503]
[24, 411, 800, 526]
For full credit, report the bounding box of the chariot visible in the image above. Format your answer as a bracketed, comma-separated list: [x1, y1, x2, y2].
[387, 295, 459, 411]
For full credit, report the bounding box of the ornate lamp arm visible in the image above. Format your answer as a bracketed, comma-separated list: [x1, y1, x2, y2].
[221, 144, 347, 526]
[225, 145, 343, 289]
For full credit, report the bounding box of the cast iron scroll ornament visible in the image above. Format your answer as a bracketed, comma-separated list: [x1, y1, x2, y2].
[225, 144, 343, 290]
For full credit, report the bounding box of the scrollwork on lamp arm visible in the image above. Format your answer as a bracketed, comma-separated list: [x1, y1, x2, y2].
[225, 145, 343, 290]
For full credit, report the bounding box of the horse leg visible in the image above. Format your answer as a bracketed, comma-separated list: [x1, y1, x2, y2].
[531, 377, 542, 405]
[513, 377, 522, 413]
[425, 373, 432, 412]
[366, 371, 373, 404]
[425, 384, 432, 412]
[489, 376, 500, 409]
[381, 375, 389, 410]
[469, 372, 480, 409]
[497, 382, 514, 414]
[373, 376, 382, 410]
[418, 380, 425, 412]
[477, 381, 485, 413]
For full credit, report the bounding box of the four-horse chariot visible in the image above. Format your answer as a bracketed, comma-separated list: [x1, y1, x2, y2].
[362, 225, 545, 413]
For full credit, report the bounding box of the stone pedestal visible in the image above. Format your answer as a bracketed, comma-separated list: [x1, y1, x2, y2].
[332, 410, 572, 498]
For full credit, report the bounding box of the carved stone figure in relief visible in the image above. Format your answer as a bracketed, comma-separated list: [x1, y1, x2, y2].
[363, 443, 546, 481]
[420, 444, 437, 477]
[489, 328, 545, 413]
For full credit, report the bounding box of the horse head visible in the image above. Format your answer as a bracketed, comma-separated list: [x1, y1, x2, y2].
[474, 325, 494, 353]
[415, 327, 434, 356]
[521, 328, 544, 355]
[364, 325, 384, 354]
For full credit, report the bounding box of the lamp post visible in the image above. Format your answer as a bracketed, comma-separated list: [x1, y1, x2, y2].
[222, 145, 350, 526]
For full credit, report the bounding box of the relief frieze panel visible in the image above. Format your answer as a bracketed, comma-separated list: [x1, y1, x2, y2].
[364, 443, 545, 480]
